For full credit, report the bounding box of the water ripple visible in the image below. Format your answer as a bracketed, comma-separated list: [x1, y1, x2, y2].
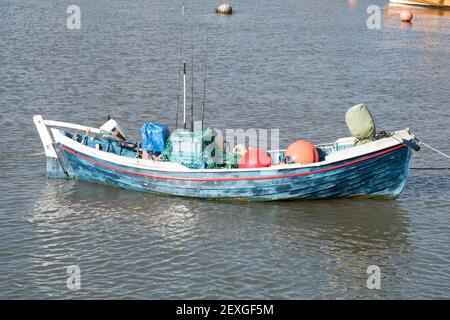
[1, 0, 450, 299]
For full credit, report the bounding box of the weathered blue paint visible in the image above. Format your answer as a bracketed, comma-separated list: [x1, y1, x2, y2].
[45, 145, 76, 179]
[46, 157, 68, 178]
[55, 142, 414, 200]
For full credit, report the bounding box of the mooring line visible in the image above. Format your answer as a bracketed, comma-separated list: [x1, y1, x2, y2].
[411, 167, 450, 170]
[391, 134, 450, 165]
[420, 142, 450, 160]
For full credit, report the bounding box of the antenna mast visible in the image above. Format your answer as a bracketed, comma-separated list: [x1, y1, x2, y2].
[175, 31, 183, 129]
[190, 29, 194, 131]
[183, 60, 187, 130]
[201, 35, 208, 131]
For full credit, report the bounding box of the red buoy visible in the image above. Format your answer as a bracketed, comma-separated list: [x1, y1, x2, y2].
[400, 10, 413, 22]
[285, 140, 319, 165]
[238, 148, 273, 169]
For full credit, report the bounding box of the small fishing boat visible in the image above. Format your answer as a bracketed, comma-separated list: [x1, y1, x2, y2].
[33, 111, 420, 201]
[33, 42, 420, 201]
[390, 0, 450, 7]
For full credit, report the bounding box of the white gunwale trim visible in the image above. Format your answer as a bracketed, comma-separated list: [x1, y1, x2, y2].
[52, 125, 414, 174]
[44, 120, 107, 135]
[33, 115, 58, 158]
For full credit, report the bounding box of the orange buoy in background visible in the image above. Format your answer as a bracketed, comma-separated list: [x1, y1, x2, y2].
[400, 10, 413, 22]
[285, 140, 319, 165]
[238, 148, 273, 169]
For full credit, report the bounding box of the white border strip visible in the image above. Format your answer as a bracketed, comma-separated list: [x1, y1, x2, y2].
[52, 127, 412, 174]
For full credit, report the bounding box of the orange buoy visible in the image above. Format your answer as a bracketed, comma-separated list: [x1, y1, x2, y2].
[238, 148, 273, 169]
[285, 140, 319, 165]
[400, 10, 413, 22]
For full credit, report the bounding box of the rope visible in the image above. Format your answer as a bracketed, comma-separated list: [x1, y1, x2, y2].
[390, 135, 450, 171]
[388, 134, 450, 171]
[420, 142, 450, 160]
[30, 152, 45, 156]
[411, 167, 450, 170]
[390, 135, 447, 159]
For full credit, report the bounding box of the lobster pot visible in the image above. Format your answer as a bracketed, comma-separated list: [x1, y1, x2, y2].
[166, 130, 205, 169]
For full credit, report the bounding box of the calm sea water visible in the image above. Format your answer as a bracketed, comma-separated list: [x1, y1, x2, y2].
[1, 0, 449, 299]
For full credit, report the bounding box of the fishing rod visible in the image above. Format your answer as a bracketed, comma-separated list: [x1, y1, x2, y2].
[175, 31, 183, 130]
[201, 35, 208, 132]
[179, 4, 188, 131]
[190, 28, 194, 131]
[183, 60, 187, 130]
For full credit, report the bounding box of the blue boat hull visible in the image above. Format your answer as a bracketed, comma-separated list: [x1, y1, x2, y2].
[56, 143, 413, 201]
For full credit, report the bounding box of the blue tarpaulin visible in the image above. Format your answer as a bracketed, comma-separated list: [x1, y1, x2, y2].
[140, 123, 170, 154]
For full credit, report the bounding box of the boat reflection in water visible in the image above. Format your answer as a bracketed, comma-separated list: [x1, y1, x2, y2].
[28, 180, 412, 298]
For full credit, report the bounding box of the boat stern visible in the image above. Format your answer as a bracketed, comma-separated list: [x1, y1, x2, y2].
[45, 156, 68, 178]
[33, 115, 69, 178]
